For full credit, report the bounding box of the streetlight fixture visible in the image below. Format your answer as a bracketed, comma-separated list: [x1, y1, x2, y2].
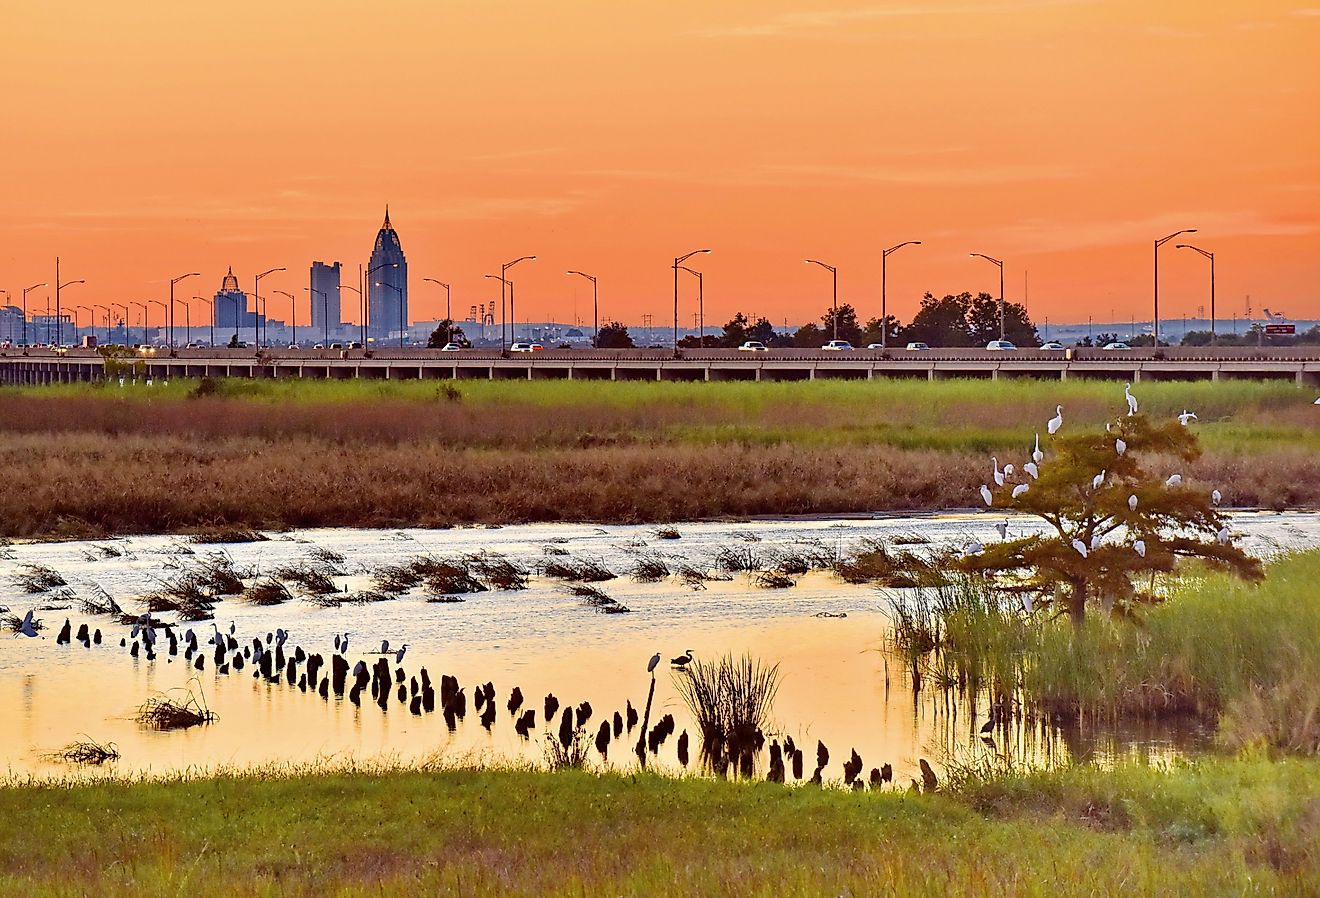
[1176, 243, 1216, 346]
[192, 296, 214, 348]
[673, 249, 710, 355]
[566, 271, 598, 346]
[340, 282, 362, 346]
[169, 272, 200, 349]
[501, 256, 536, 353]
[130, 302, 149, 347]
[677, 265, 703, 348]
[272, 289, 297, 347]
[54, 257, 85, 347]
[148, 300, 168, 346]
[253, 267, 285, 348]
[805, 258, 839, 341]
[880, 241, 921, 348]
[969, 253, 1006, 341]
[171, 298, 192, 347]
[22, 283, 46, 346]
[484, 274, 511, 350]
[1154, 229, 1196, 347]
[74, 305, 93, 343]
[423, 278, 452, 345]
[111, 303, 130, 345]
[365, 262, 400, 345]
[302, 287, 326, 347]
[374, 281, 406, 348]
[92, 304, 110, 346]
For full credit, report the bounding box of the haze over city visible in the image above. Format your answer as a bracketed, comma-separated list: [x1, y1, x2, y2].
[3, 0, 1319, 329]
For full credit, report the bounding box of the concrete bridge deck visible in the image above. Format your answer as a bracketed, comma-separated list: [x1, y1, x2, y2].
[3, 347, 1319, 386]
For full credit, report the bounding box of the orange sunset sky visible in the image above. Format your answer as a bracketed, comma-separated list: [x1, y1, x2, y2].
[2, 0, 1318, 330]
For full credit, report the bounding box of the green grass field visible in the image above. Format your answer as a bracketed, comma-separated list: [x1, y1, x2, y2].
[0, 758, 1315, 897]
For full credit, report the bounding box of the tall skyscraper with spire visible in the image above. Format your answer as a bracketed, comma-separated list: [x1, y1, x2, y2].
[367, 208, 408, 342]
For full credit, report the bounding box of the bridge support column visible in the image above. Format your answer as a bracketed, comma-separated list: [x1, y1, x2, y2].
[1132, 369, 1142, 383]
[1212, 369, 1220, 382]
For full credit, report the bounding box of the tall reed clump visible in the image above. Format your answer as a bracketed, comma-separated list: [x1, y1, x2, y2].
[895, 552, 1320, 754]
[675, 654, 780, 777]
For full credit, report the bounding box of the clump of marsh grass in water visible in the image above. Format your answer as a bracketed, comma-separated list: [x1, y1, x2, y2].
[752, 570, 796, 589]
[195, 552, 246, 596]
[676, 653, 780, 777]
[631, 553, 670, 583]
[541, 556, 616, 583]
[136, 683, 217, 731]
[77, 584, 123, 618]
[467, 552, 528, 590]
[714, 545, 763, 573]
[243, 578, 293, 606]
[835, 539, 946, 587]
[190, 525, 268, 545]
[45, 737, 120, 766]
[561, 583, 631, 614]
[13, 564, 66, 593]
[653, 526, 681, 540]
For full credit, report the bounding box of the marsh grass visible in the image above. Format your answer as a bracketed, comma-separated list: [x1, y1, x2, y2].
[13, 564, 66, 593]
[631, 553, 671, 583]
[1, 611, 43, 634]
[714, 544, 763, 573]
[561, 583, 631, 613]
[752, 570, 796, 589]
[190, 525, 268, 544]
[76, 584, 123, 617]
[243, 578, 293, 606]
[835, 539, 946, 587]
[136, 684, 217, 731]
[45, 738, 120, 766]
[467, 552, 528, 590]
[540, 556, 616, 582]
[676, 654, 780, 776]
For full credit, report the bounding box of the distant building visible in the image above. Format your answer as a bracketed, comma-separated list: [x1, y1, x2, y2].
[30, 313, 72, 345]
[367, 208, 408, 342]
[213, 266, 260, 336]
[309, 261, 342, 342]
[0, 306, 23, 343]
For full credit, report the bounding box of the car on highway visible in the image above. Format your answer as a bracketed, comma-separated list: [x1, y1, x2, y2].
[439, 342, 464, 352]
[1102, 341, 1132, 350]
[986, 340, 1018, 351]
[1040, 341, 1065, 350]
[510, 342, 544, 352]
[822, 340, 854, 351]
[865, 343, 886, 350]
[905, 342, 930, 351]
[738, 341, 768, 352]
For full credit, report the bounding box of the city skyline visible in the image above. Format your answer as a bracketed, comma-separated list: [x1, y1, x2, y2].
[1, 1, 1318, 329]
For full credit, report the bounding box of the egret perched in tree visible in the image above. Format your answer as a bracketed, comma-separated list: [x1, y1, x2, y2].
[1166, 474, 1183, 487]
[1115, 438, 1127, 456]
[1023, 462, 1039, 479]
[1177, 410, 1198, 426]
[1124, 383, 1138, 416]
[1129, 495, 1139, 511]
[1212, 489, 1222, 507]
[1134, 539, 1147, 558]
[1092, 470, 1106, 490]
[1012, 483, 1030, 499]
[1047, 407, 1064, 435]
[1071, 539, 1088, 558]
[980, 485, 994, 507]
[1090, 532, 1102, 550]
[1022, 593, 1035, 613]
[991, 457, 1005, 487]
[1033, 433, 1044, 465]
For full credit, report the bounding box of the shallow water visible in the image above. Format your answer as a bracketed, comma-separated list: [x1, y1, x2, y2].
[3, 512, 1317, 784]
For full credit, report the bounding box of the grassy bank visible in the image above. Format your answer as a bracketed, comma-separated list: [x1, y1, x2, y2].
[896, 552, 1320, 752]
[2, 378, 1318, 538]
[0, 758, 1316, 896]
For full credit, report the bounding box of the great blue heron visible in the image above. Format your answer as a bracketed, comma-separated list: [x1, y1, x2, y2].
[670, 649, 694, 668]
[395, 644, 408, 665]
[15, 609, 39, 638]
[647, 653, 661, 673]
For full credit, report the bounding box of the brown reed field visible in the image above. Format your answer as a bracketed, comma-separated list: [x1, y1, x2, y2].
[1, 377, 1317, 538]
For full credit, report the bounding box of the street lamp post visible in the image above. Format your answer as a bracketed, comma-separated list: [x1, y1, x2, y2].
[253, 268, 285, 348]
[677, 266, 703, 348]
[273, 290, 297, 347]
[365, 262, 400, 346]
[340, 282, 361, 346]
[22, 283, 45, 346]
[566, 271, 597, 346]
[373, 281, 405, 347]
[54, 258, 85, 347]
[805, 258, 838, 341]
[169, 272, 200, 349]
[880, 241, 921, 348]
[148, 300, 167, 346]
[673, 249, 711, 356]
[1176, 243, 1216, 346]
[501, 256, 536, 354]
[92, 305, 110, 345]
[424, 278, 452, 345]
[302, 287, 326, 347]
[75, 305, 93, 343]
[484, 274, 511, 349]
[1154, 229, 1196, 347]
[969, 253, 1006, 341]
[131, 302, 149, 347]
[112, 303, 129, 345]
[193, 297, 214, 348]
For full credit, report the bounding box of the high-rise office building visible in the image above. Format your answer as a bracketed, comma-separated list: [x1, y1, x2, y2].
[309, 261, 342, 342]
[367, 208, 408, 343]
[213, 267, 252, 329]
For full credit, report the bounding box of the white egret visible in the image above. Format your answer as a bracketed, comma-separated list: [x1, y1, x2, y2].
[1212, 489, 1222, 507]
[1115, 438, 1127, 456]
[1071, 539, 1088, 558]
[1134, 540, 1147, 558]
[1124, 383, 1138, 416]
[1314, 398, 1320, 405]
[1091, 533, 1102, 550]
[1217, 527, 1231, 545]
[1129, 495, 1139, 511]
[1023, 461, 1039, 479]
[1012, 483, 1030, 499]
[1003, 463, 1015, 478]
[1177, 410, 1198, 426]
[1032, 433, 1044, 464]
[1166, 474, 1183, 487]
[991, 457, 1005, 487]
[1022, 594, 1035, 613]
[1092, 470, 1106, 490]
[1047, 406, 1063, 435]
[980, 484, 994, 507]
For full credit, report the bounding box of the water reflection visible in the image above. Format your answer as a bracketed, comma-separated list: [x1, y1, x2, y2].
[1, 512, 1314, 783]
